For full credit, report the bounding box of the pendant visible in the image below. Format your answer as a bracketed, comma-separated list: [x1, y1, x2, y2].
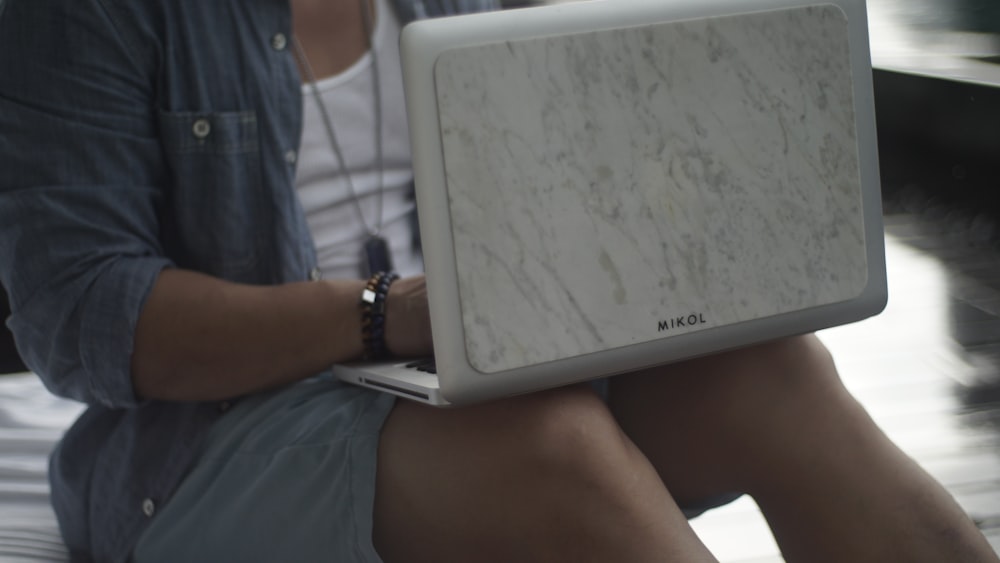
[361, 235, 394, 278]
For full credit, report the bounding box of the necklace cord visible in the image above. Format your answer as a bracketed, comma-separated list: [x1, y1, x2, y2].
[291, 0, 385, 237]
[360, 0, 386, 237]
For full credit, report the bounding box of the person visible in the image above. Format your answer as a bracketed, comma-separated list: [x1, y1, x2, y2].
[0, 0, 996, 562]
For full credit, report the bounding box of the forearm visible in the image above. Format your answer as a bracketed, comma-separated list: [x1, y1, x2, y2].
[131, 268, 367, 402]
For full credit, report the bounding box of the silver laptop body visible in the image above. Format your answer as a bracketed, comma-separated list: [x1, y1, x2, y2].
[333, 0, 886, 406]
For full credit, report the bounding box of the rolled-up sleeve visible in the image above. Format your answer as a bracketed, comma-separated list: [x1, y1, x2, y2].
[0, 0, 173, 407]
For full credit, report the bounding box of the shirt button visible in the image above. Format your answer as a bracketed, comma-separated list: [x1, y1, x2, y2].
[284, 149, 297, 165]
[271, 33, 288, 51]
[142, 498, 156, 517]
[192, 118, 211, 139]
[309, 268, 322, 281]
[218, 401, 232, 413]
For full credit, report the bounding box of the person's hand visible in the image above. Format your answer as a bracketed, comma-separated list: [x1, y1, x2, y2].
[384, 275, 433, 358]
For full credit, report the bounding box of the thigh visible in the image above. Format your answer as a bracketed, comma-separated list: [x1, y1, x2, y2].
[133, 378, 396, 563]
[608, 334, 849, 504]
[373, 385, 611, 560]
[372, 385, 712, 563]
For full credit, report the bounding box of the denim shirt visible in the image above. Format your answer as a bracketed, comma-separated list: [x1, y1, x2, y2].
[0, 0, 498, 560]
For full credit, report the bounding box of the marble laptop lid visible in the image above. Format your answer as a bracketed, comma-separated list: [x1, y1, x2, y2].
[399, 0, 886, 404]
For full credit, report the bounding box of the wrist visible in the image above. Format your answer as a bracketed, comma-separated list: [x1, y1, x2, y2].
[383, 275, 433, 358]
[360, 271, 399, 360]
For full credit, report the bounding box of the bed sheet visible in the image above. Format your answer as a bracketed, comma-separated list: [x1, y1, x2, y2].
[0, 373, 83, 562]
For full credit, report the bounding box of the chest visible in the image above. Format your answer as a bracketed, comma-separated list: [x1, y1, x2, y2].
[291, 0, 373, 81]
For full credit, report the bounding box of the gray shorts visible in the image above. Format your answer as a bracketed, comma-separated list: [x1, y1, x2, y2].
[133, 376, 738, 562]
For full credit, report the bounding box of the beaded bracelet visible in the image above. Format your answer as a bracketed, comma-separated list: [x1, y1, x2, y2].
[360, 271, 399, 361]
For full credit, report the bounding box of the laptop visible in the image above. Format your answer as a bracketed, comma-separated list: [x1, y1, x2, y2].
[333, 0, 887, 406]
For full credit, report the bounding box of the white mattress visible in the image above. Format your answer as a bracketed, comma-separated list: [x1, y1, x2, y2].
[0, 373, 83, 562]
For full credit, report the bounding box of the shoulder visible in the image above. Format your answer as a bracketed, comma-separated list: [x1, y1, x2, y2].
[0, 0, 160, 91]
[0, 0, 266, 71]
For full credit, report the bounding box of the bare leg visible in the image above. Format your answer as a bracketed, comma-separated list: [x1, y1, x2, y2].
[373, 385, 717, 563]
[610, 335, 998, 563]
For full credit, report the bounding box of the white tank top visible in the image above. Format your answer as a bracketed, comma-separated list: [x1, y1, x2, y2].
[295, 0, 423, 279]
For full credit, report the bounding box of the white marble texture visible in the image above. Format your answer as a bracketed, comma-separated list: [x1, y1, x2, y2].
[434, 4, 868, 373]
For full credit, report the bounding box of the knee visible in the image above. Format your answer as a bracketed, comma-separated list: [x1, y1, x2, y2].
[707, 335, 868, 449]
[665, 334, 854, 439]
[770, 333, 835, 371]
[749, 334, 844, 398]
[703, 334, 843, 403]
[382, 384, 634, 486]
[507, 385, 628, 474]
[520, 386, 620, 456]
